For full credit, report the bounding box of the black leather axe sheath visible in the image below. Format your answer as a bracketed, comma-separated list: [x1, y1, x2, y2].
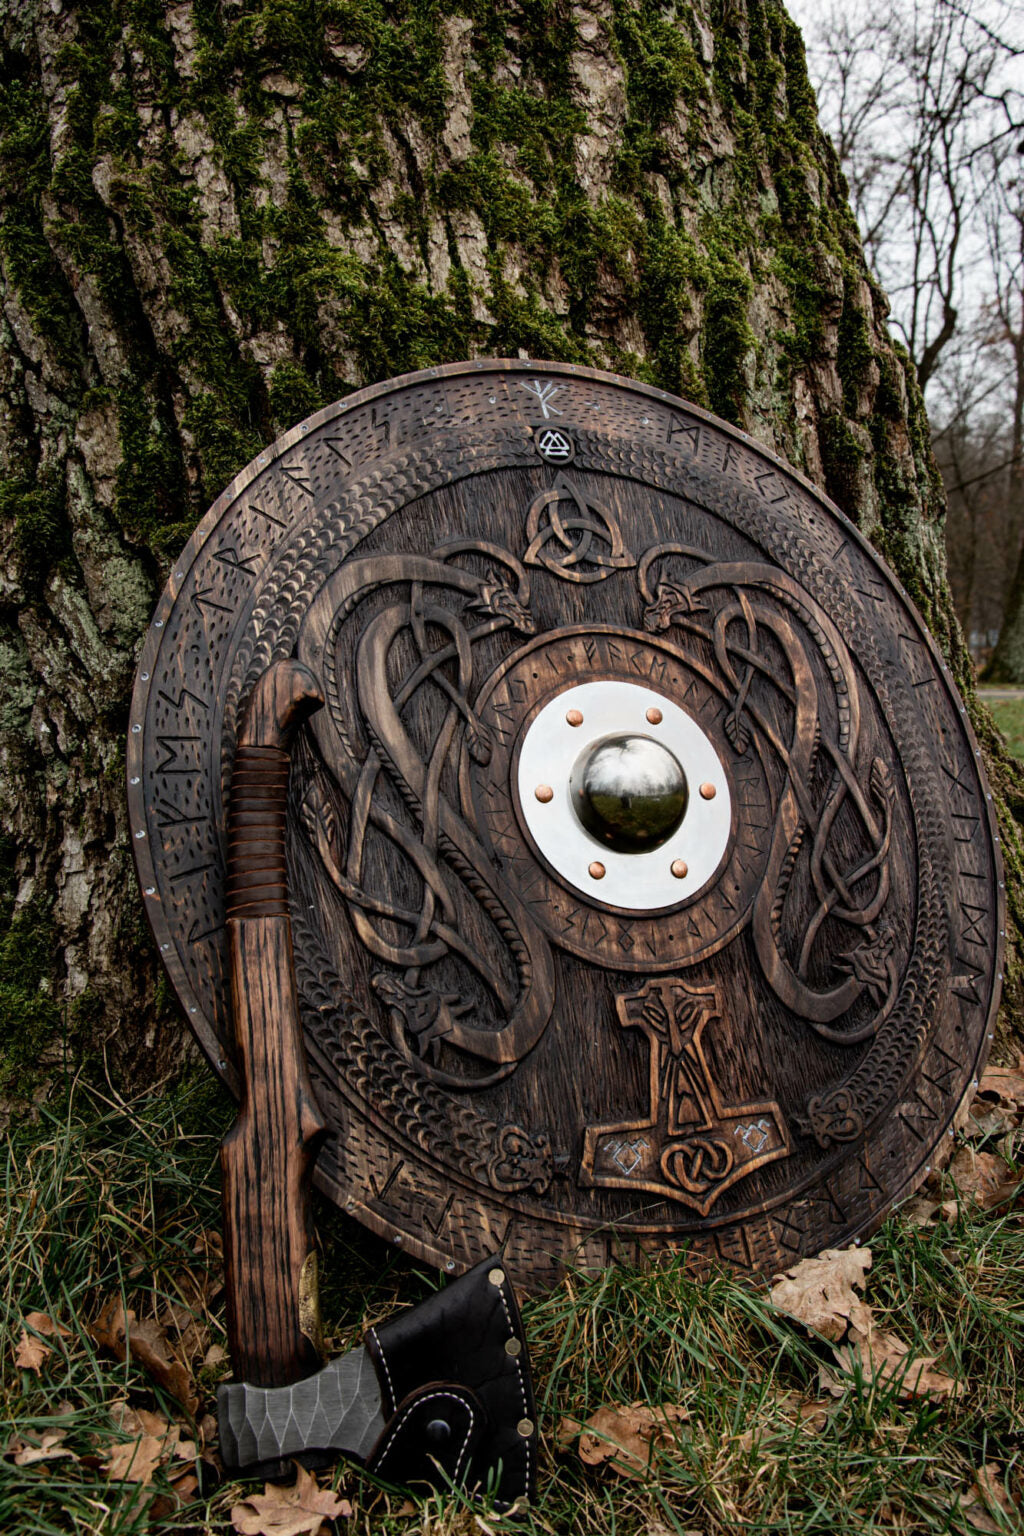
[218, 1253, 537, 1505]
[217, 660, 537, 1507]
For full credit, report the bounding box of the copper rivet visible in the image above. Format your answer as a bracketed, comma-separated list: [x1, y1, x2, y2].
[671, 859, 688, 879]
[589, 861, 606, 880]
[535, 784, 554, 803]
[566, 708, 584, 726]
[488, 1267, 506, 1287]
[505, 1338, 522, 1357]
[517, 1418, 534, 1438]
[699, 782, 717, 800]
[646, 707, 663, 725]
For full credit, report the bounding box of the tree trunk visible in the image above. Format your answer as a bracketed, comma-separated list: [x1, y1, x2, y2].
[2, 0, 1021, 1101]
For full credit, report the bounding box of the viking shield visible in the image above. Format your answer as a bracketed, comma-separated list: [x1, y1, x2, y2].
[129, 361, 1002, 1290]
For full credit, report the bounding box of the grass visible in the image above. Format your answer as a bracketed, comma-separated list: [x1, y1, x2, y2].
[983, 693, 1024, 763]
[1, 1074, 1022, 1535]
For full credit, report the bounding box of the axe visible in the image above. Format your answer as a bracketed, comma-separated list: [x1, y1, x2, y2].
[217, 660, 536, 1506]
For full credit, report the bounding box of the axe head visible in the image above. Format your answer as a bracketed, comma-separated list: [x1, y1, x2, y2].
[218, 1254, 537, 1509]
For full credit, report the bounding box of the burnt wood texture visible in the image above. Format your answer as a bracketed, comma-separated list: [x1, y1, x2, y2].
[222, 659, 326, 1384]
[129, 361, 1003, 1293]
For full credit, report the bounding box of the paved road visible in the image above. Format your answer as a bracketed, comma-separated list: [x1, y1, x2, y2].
[979, 688, 1024, 701]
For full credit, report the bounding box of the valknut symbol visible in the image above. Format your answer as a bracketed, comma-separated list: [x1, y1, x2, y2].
[524, 473, 635, 583]
[581, 978, 789, 1216]
[534, 427, 574, 463]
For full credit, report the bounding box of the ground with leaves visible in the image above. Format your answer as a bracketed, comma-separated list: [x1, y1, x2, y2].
[2, 1066, 1022, 1536]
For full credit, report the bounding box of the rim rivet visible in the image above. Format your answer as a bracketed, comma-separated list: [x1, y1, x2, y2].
[535, 784, 554, 803]
[646, 706, 663, 725]
[699, 782, 717, 800]
[566, 708, 584, 727]
[671, 859, 688, 879]
[589, 861, 606, 880]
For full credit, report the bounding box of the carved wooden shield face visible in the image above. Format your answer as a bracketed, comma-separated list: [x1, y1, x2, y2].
[129, 361, 1002, 1290]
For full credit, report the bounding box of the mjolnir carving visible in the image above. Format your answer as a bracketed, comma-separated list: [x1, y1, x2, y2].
[129, 361, 1001, 1489]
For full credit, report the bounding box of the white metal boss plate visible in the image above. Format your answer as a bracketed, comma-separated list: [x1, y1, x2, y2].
[516, 680, 732, 910]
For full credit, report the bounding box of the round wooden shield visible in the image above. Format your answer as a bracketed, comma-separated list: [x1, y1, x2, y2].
[129, 361, 1003, 1291]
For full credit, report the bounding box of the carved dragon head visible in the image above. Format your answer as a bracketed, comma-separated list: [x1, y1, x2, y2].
[473, 570, 535, 634]
[642, 581, 706, 633]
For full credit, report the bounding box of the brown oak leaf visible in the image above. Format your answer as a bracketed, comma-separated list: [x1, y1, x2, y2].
[10, 1429, 78, 1466]
[230, 1463, 353, 1535]
[100, 1402, 182, 1486]
[839, 1322, 962, 1401]
[14, 1311, 70, 1374]
[769, 1246, 873, 1341]
[89, 1299, 199, 1415]
[979, 1061, 1024, 1110]
[957, 1464, 1020, 1532]
[946, 1148, 1019, 1210]
[559, 1402, 688, 1478]
[103, 1434, 166, 1485]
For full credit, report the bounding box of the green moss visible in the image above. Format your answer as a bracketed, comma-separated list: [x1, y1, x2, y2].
[1, 475, 72, 593]
[836, 268, 875, 416]
[0, 894, 63, 1094]
[114, 378, 191, 553]
[818, 411, 866, 519]
[613, 0, 706, 128]
[772, 241, 828, 368]
[0, 60, 85, 371]
[701, 247, 755, 423]
[269, 360, 325, 431]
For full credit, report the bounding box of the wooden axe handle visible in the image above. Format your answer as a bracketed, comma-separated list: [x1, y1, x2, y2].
[221, 659, 326, 1387]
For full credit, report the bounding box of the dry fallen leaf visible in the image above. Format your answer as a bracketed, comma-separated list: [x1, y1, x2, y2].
[946, 1148, 1019, 1211]
[230, 1463, 352, 1535]
[100, 1403, 183, 1486]
[559, 1403, 688, 1478]
[957, 1464, 1020, 1532]
[89, 1299, 199, 1416]
[10, 1429, 78, 1466]
[980, 1061, 1024, 1108]
[839, 1322, 962, 1401]
[103, 1434, 166, 1485]
[109, 1402, 173, 1440]
[769, 1246, 873, 1341]
[14, 1312, 71, 1374]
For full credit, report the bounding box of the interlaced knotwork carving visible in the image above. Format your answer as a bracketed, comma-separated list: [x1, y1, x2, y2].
[292, 906, 553, 1195]
[638, 547, 898, 1047]
[294, 540, 557, 1089]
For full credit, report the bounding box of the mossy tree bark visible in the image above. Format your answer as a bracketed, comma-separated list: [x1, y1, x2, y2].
[2, 0, 1021, 1099]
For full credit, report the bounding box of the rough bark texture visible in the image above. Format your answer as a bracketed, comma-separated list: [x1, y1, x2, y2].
[2, 0, 1021, 1100]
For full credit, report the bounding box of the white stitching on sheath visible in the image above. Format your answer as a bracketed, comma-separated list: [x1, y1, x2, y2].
[367, 1325, 396, 1414]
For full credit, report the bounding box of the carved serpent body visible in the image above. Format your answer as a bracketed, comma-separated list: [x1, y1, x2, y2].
[296, 548, 557, 1086]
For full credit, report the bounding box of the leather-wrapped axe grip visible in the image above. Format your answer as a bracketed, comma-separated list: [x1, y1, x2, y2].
[221, 659, 327, 1387]
[218, 1254, 537, 1509]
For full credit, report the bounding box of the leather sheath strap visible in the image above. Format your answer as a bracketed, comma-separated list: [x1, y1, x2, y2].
[365, 1254, 536, 1507]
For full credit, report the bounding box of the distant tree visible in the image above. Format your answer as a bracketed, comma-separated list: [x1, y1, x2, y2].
[979, 149, 1024, 678]
[800, 0, 1024, 671]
